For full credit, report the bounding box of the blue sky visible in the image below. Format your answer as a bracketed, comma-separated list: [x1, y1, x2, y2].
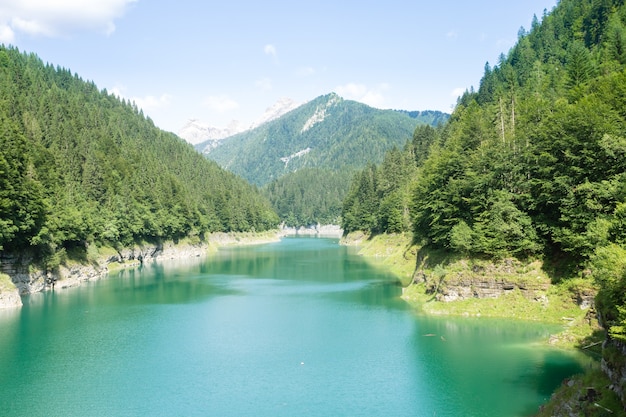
[1, 1, 557, 133]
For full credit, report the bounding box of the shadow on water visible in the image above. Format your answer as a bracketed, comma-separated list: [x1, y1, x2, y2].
[533, 352, 585, 396]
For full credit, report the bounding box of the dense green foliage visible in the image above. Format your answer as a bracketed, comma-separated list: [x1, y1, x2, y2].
[198, 93, 447, 227]
[200, 93, 447, 187]
[0, 46, 279, 257]
[262, 168, 354, 227]
[342, 0, 626, 343]
[341, 125, 435, 234]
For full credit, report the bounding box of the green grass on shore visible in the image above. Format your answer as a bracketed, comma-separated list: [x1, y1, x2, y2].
[0, 273, 15, 291]
[343, 232, 602, 350]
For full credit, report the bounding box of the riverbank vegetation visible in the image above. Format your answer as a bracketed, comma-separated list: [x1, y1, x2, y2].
[344, 233, 599, 345]
[342, 1, 626, 411]
[343, 0, 626, 343]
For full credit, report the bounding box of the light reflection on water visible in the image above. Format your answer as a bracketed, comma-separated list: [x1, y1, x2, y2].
[0, 237, 589, 417]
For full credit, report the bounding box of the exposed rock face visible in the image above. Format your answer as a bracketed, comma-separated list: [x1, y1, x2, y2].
[250, 97, 300, 130]
[181, 97, 300, 149]
[435, 276, 551, 302]
[177, 119, 246, 145]
[0, 287, 22, 308]
[0, 240, 213, 308]
[600, 328, 626, 410]
[417, 258, 552, 302]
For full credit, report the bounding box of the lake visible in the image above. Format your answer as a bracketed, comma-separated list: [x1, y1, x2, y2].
[0, 237, 589, 416]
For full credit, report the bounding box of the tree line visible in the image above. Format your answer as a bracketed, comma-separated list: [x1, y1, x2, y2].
[0, 46, 279, 265]
[341, 0, 626, 342]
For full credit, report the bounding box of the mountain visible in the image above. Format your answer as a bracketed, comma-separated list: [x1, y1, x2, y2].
[197, 93, 448, 187]
[248, 97, 300, 130]
[177, 119, 246, 146]
[0, 46, 279, 256]
[178, 97, 300, 146]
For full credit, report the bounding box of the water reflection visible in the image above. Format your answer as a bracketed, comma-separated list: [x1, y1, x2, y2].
[0, 237, 591, 417]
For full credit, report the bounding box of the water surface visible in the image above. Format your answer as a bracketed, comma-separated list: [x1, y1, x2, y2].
[0, 237, 588, 416]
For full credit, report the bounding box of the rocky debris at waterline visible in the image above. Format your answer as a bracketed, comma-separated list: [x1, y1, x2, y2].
[280, 224, 343, 238]
[0, 243, 191, 309]
[0, 236, 271, 309]
[0, 287, 22, 308]
[601, 334, 626, 409]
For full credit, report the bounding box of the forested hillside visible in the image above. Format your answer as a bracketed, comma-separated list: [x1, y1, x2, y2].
[0, 46, 279, 261]
[262, 168, 355, 226]
[200, 93, 446, 187]
[197, 93, 447, 227]
[342, 0, 626, 408]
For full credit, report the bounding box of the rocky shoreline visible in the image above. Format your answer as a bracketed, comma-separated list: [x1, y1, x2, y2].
[0, 231, 282, 309]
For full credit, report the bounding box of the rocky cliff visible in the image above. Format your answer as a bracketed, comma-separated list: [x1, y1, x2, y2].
[601, 333, 626, 408]
[0, 232, 283, 309]
[0, 241, 209, 308]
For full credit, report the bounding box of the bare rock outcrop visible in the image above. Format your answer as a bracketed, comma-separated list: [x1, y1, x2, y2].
[0, 239, 215, 308]
[416, 258, 552, 302]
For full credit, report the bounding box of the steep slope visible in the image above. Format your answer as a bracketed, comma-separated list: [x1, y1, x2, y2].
[342, 0, 626, 410]
[197, 93, 447, 186]
[0, 46, 279, 257]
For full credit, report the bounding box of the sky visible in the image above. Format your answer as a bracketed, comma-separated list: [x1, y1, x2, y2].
[0, 0, 558, 134]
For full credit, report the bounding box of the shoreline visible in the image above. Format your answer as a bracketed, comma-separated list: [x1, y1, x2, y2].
[340, 232, 600, 344]
[279, 224, 343, 238]
[0, 230, 282, 309]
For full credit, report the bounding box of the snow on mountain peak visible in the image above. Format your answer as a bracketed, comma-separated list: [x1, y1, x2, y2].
[250, 97, 300, 130]
[178, 97, 301, 146]
[177, 119, 245, 145]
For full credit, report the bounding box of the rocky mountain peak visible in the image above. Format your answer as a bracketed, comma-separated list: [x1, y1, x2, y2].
[250, 97, 300, 130]
[177, 119, 246, 145]
[177, 97, 301, 146]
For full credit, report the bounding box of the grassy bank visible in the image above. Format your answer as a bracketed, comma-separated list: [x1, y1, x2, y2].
[342, 232, 601, 349]
[535, 368, 625, 417]
[341, 232, 621, 415]
[0, 273, 13, 292]
[341, 232, 417, 285]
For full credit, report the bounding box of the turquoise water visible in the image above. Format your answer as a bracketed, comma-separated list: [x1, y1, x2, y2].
[0, 237, 588, 416]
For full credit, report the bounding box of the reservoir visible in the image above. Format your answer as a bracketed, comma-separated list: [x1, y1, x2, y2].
[0, 237, 588, 416]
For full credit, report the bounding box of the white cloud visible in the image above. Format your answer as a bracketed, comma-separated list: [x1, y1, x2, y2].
[111, 85, 172, 112]
[0, 0, 136, 38]
[203, 94, 239, 113]
[255, 77, 272, 91]
[451, 87, 466, 99]
[335, 82, 389, 108]
[264, 44, 277, 57]
[446, 31, 457, 39]
[110, 86, 125, 98]
[0, 23, 14, 43]
[133, 94, 172, 111]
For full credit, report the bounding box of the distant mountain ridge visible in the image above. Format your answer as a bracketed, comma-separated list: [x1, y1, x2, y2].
[196, 92, 448, 186]
[178, 119, 246, 146]
[177, 97, 300, 145]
